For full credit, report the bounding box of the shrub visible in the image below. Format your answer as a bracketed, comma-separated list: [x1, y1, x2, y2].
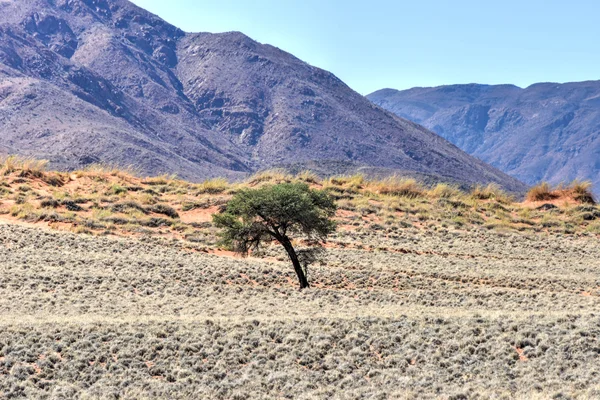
[62, 200, 83, 212]
[111, 201, 147, 214]
[40, 198, 60, 208]
[112, 185, 129, 195]
[148, 204, 179, 219]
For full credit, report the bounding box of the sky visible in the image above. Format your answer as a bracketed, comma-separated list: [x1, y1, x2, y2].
[131, 0, 600, 95]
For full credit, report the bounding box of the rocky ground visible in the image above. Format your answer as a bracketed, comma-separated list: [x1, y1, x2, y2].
[1, 221, 599, 399]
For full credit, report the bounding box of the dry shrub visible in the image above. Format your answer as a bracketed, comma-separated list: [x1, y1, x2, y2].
[370, 178, 424, 198]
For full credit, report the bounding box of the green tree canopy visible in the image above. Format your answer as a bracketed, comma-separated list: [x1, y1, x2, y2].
[213, 182, 337, 289]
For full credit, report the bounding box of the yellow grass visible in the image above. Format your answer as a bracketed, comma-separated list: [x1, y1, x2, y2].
[368, 177, 425, 198]
[527, 180, 596, 204]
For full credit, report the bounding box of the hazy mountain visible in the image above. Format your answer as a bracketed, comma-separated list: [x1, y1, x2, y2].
[368, 83, 600, 193]
[0, 0, 525, 192]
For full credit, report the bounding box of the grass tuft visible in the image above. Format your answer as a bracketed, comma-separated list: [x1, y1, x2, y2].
[527, 181, 595, 204]
[369, 178, 424, 198]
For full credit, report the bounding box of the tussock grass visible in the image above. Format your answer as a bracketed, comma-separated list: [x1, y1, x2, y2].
[527, 180, 596, 204]
[526, 182, 557, 202]
[471, 183, 513, 204]
[368, 178, 425, 198]
[195, 178, 229, 194]
[247, 169, 292, 185]
[1, 155, 48, 177]
[0, 158, 598, 239]
[428, 183, 462, 199]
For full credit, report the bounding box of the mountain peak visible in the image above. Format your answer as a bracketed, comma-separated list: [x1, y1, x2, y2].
[368, 82, 600, 193]
[0, 0, 526, 191]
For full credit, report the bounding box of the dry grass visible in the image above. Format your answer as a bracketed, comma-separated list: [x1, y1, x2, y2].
[0, 161, 599, 398]
[0, 160, 599, 242]
[0, 217, 599, 399]
[195, 177, 230, 194]
[1, 155, 49, 178]
[527, 180, 596, 204]
[368, 177, 425, 198]
[471, 183, 513, 204]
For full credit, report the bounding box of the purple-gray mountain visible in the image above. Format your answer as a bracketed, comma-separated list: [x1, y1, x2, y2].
[0, 0, 525, 192]
[368, 83, 600, 193]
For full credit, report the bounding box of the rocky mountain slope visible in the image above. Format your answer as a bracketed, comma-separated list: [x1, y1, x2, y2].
[0, 0, 525, 191]
[368, 83, 600, 192]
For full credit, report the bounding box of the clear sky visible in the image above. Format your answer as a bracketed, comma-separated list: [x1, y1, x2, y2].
[131, 0, 600, 95]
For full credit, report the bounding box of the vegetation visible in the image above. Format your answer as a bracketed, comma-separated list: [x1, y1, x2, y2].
[527, 180, 596, 204]
[213, 183, 337, 289]
[1, 217, 599, 399]
[0, 159, 599, 398]
[0, 158, 599, 245]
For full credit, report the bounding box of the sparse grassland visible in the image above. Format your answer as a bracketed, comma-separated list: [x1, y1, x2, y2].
[0, 160, 599, 398]
[0, 159, 598, 242]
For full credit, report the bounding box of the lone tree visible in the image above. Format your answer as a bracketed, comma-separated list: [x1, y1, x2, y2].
[213, 182, 337, 289]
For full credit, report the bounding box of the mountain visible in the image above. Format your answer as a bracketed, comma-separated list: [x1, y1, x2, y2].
[368, 83, 600, 193]
[0, 0, 525, 192]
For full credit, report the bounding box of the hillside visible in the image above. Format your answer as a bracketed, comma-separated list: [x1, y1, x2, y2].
[368, 82, 600, 193]
[0, 0, 525, 192]
[0, 162, 599, 398]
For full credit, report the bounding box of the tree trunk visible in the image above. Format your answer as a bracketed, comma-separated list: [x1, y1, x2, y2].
[280, 237, 310, 289]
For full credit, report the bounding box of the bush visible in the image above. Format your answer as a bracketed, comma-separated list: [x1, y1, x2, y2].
[40, 199, 60, 208]
[148, 204, 179, 219]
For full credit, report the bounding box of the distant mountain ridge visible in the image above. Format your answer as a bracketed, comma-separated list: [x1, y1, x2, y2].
[0, 0, 525, 192]
[368, 82, 600, 193]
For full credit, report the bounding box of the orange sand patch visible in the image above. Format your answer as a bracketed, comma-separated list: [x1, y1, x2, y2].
[336, 209, 358, 218]
[180, 206, 220, 224]
[514, 347, 528, 362]
[208, 249, 241, 258]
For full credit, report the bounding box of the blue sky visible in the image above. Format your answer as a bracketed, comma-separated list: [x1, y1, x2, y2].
[131, 0, 600, 94]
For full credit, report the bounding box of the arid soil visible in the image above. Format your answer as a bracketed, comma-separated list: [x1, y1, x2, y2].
[1, 221, 599, 399]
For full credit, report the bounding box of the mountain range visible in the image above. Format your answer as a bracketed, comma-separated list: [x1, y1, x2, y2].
[0, 0, 525, 192]
[368, 83, 600, 193]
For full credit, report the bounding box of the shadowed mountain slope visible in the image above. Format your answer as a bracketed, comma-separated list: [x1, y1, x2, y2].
[0, 0, 525, 191]
[368, 83, 600, 192]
